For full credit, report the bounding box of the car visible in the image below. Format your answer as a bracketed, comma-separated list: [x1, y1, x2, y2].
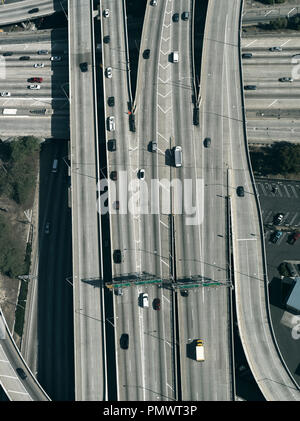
[244, 85, 257, 90]
[174, 146, 182, 167]
[115, 287, 123, 296]
[28, 84, 40, 90]
[50, 56, 62, 61]
[113, 201, 120, 210]
[120, 333, 129, 349]
[28, 77, 43, 83]
[242, 53, 252, 59]
[204, 137, 211, 148]
[236, 186, 244, 197]
[182, 11, 189, 21]
[150, 0, 157, 5]
[113, 249, 122, 263]
[29, 109, 46, 114]
[143, 49, 150, 59]
[273, 213, 284, 225]
[28, 7, 39, 14]
[37, 50, 48, 55]
[108, 139, 116, 151]
[2, 52, 13, 56]
[108, 96, 115, 107]
[105, 67, 112, 78]
[19, 56, 30, 60]
[141, 292, 149, 307]
[16, 368, 27, 380]
[103, 35, 110, 44]
[0, 92, 11, 97]
[279, 77, 293, 82]
[269, 46, 282, 52]
[34, 63, 44, 68]
[172, 13, 179, 22]
[107, 116, 115, 132]
[180, 289, 189, 297]
[153, 298, 161, 310]
[138, 169, 145, 180]
[110, 170, 117, 180]
[151, 140, 157, 152]
[44, 222, 50, 234]
[271, 231, 283, 243]
[103, 9, 110, 17]
[288, 232, 300, 245]
[80, 62, 88, 72]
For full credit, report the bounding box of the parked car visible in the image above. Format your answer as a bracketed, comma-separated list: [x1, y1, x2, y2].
[236, 186, 244, 197]
[153, 298, 161, 310]
[0, 92, 11, 97]
[28, 84, 40, 90]
[271, 231, 283, 243]
[279, 77, 293, 82]
[16, 368, 27, 379]
[288, 232, 300, 245]
[120, 333, 129, 349]
[273, 213, 284, 225]
[28, 77, 43, 83]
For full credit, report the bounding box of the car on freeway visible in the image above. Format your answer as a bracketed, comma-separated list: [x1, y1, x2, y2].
[103, 35, 110, 44]
[103, 9, 110, 17]
[271, 231, 283, 243]
[151, 140, 157, 152]
[140, 293, 149, 308]
[242, 53, 252, 59]
[115, 288, 123, 296]
[50, 56, 62, 61]
[120, 334, 129, 349]
[288, 232, 300, 245]
[244, 85, 257, 90]
[150, 0, 157, 5]
[34, 63, 44, 68]
[113, 201, 120, 210]
[182, 11, 189, 20]
[19, 56, 30, 60]
[28, 7, 39, 14]
[143, 49, 150, 59]
[153, 298, 161, 310]
[172, 13, 179, 22]
[37, 50, 48, 55]
[28, 84, 40, 90]
[16, 368, 27, 380]
[0, 92, 11, 97]
[236, 186, 245, 197]
[108, 96, 115, 107]
[105, 67, 112, 78]
[138, 169, 145, 180]
[28, 77, 43, 83]
[269, 46, 282, 52]
[108, 139, 116, 151]
[204, 137, 211, 148]
[110, 170, 117, 180]
[80, 62, 88, 72]
[30, 109, 46, 114]
[2, 52, 13, 56]
[279, 77, 293, 82]
[180, 289, 189, 297]
[107, 116, 115, 131]
[44, 222, 50, 234]
[273, 213, 284, 225]
[113, 249, 122, 263]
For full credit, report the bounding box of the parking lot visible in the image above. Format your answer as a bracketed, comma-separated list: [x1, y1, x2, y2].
[256, 177, 300, 386]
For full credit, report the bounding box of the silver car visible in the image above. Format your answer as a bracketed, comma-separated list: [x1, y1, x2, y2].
[0, 91, 11, 97]
[107, 116, 115, 132]
[103, 9, 110, 17]
[105, 67, 112, 78]
[34, 63, 44, 68]
[28, 84, 40, 90]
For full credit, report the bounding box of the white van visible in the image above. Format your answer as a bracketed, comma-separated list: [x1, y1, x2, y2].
[174, 146, 182, 167]
[142, 293, 149, 307]
[52, 159, 58, 173]
[173, 51, 179, 63]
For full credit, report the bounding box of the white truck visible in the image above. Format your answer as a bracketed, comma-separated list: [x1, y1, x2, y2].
[196, 339, 205, 361]
[2, 108, 17, 115]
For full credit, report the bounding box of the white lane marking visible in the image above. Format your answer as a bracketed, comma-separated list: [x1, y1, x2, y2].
[236, 238, 257, 241]
[267, 99, 278, 108]
[280, 39, 291, 47]
[245, 39, 257, 48]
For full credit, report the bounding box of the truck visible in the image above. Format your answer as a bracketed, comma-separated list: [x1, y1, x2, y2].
[196, 339, 205, 361]
[2, 108, 17, 115]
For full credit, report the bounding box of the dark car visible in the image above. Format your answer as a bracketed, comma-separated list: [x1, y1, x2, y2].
[143, 49, 150, 59]
[288, 232, 300, 245]
[236, 186, 244, 197]
[108, 139, 116, 151]
[172, 13, 179, 22]
[182, 11, 189, 21]
[271, 231, 283, 243]
[120, 333, 129, 349]
[180, 289, 189, 297]
[153, 298, 161, 310]
[29, 109, 46, 114]
[19, 56, 30, 60]
[2, 52, 13, 57]
[80, 62, 88, 72]
[16, 368, 27, 380]
[242, 53, 252, 59]
[108, 96, 115, 107]
[113, 249, 122, 263]
[113, 201, 120, 210]
[273, 213, 284, 225]
[28, 77, 43, 83]
[244, 85, 257, 90]
[204, 137, 211, 148]
[103, 35, 110, 44]
[28, 7, 39, 14]
[110, 170, 117, 180]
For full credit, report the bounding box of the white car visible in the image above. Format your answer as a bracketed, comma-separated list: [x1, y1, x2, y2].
[50, 56, 61, 61]
[141, 293, 149, 308]
[34, 63, 44, 68]
[151, 0, 157, 5]
[138, 169, 145, 180]
[0, 91, 11, 97]
[107, 116, 115, 132]
[28, 84, 40, 90]
[103, 9, 110, 17]
[279, 77, 293, 82]
[105, 67, 112, 78]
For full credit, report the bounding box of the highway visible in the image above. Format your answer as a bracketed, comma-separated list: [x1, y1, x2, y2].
[242, 4, 300, 23]
[226, 0, 300, 400]
[69, 0, 106, 401]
